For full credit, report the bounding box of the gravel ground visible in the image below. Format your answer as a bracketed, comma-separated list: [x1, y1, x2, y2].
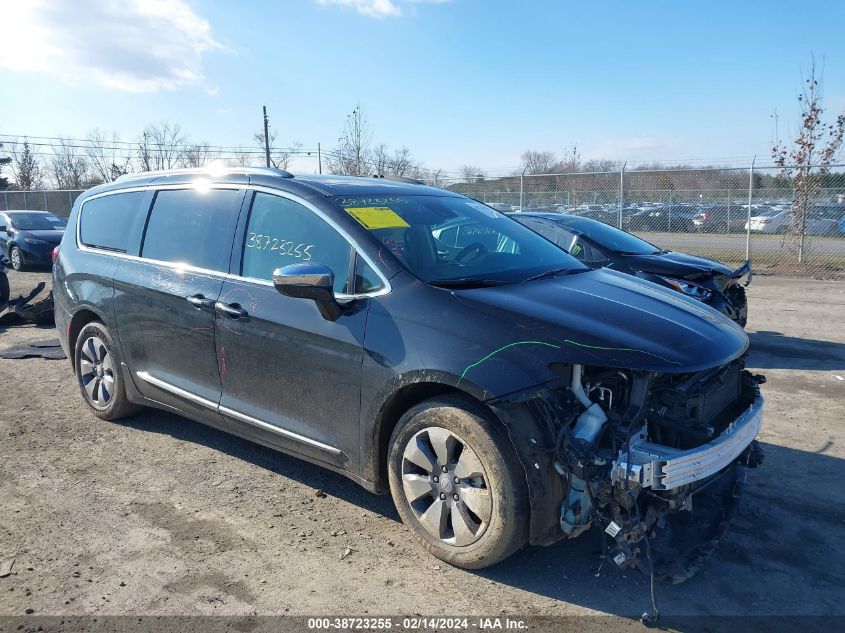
[0, 269, 843, 618]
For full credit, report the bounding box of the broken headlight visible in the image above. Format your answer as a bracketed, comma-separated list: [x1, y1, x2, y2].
[658, 276, 712, 300]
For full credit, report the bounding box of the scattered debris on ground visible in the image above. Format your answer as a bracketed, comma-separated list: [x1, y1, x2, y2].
[0, 338, 65, 360]
[0, 559, 14, 578]
[0, 280, 55, 326]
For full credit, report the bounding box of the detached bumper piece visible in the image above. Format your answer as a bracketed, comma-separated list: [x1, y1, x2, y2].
[0, 281, 56, 326]
[612, 393, 764, 490]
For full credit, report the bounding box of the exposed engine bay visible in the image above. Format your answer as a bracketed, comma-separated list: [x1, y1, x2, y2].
[525, 359, 765, 584]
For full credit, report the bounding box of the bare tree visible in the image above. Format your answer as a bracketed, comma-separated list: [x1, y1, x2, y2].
[521, 150, 556, 175]
[49, 138, 89, 189]
[85, 129, 131, 182]
[371, 143, 390, 176]
[9, 138, 43, 189]
[391, 146, 414, 177]
[227, 147, 255, 167]
[253, 129, 302, 171]
[772, 57, 845, 263]
[327, 103, 372, 176]
[137, 122, 187, 171]
[182, 142, 218, 168]
[553, 145, 581, 173]
[460, 165, 487, 183]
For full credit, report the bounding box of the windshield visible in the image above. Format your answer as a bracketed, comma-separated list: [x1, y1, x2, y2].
[9, 213, 66, 230]
[334, 195, 586, 285]
[569, 219, 661, 255]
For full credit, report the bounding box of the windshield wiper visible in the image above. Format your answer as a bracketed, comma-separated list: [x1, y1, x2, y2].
[521, 267, 584, 283]
[427, 278, 509, 289]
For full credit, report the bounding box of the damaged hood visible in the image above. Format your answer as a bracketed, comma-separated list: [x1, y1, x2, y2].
[454, 268, 748, 373]
[622, 251, 733, 279]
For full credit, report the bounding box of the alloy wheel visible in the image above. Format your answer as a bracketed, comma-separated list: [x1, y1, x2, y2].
[401, 427, 492, 546]
[78, 336, 115, 409]
[10, 248, 22, 270]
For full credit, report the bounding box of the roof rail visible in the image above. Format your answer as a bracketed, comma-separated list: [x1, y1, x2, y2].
[115, 166, 294, 183]
[371, 174, 426, 185]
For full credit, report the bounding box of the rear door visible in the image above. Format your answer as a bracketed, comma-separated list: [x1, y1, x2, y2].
[113, 186, 245, 423]
[214, 190, 375, 469]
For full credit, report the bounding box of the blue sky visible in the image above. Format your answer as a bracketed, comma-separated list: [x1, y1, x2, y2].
[1, 0, 844, 175]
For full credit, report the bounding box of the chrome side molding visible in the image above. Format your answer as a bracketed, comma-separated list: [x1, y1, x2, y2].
[135, 371, 341, 455]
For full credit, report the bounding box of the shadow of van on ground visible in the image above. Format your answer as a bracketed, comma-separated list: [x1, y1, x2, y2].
[122, 402, 845, 622]
[747, 330, 845, 370]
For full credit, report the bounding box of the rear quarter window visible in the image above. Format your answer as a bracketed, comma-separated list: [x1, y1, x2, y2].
[79, 191, 147, 252]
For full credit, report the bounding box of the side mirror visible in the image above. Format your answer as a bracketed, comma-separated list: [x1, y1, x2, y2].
[273, 262, 342, 321]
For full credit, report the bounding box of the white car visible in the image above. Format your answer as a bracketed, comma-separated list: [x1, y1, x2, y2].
[747, 205, 845, 235]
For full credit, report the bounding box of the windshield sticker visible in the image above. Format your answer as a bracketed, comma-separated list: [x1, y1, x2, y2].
[345, 206, 410, 230]
[465, 201, 503, 218]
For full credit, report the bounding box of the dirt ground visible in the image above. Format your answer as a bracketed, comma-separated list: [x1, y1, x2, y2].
[0, 269, 843, 619]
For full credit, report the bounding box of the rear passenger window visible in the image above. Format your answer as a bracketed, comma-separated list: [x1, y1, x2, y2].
[241, 192, 352, 294]
[79, 192, 146, 252]
[141, 188, 242, 272]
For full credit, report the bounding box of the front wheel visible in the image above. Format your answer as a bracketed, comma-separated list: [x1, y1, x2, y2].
[387, 395, 529, 569]
[10, 246, 25, 271]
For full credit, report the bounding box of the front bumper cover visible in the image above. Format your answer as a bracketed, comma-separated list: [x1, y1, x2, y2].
[612, 392, 764, 490]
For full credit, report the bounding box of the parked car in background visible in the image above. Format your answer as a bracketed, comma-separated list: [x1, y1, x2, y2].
[693, 204, 759, 233]
[746, 204, 845, 235]
[571, 204, 618, 224]
[486, 202, 514, 213]
[514, 212, 751, 326]
[54, 167, 763, 574]
[628, 204, 698, 232]
[0, 210, 67, 271]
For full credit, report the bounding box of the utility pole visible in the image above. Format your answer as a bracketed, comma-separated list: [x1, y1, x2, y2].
[262, 106, 271, 168]
[317, 142, 322, 174]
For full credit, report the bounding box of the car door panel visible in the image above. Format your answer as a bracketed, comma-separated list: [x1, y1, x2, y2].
[112, 187, 245, 423]
[114, 261, 226, 423]
[216, 190, 367, 469]
[215, 278, 367, 467]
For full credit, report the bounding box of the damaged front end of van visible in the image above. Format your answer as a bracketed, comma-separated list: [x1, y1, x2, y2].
[451, 269, 767, 583]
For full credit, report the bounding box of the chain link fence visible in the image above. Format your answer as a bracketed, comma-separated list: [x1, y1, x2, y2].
[3, 165, 844, 276]
[1, 189, 84, 219]
[436, 165, 845, 277]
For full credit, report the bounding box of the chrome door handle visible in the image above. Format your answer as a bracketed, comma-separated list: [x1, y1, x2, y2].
[186, 294, 215, 310]
[214, 301, 248, 319]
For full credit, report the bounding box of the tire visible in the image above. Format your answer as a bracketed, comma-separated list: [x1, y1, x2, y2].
[9, 246, 25, 272]
[74, 321, 141, 421]
[0, 271, 9, 305]
[387, 395, 529, 569]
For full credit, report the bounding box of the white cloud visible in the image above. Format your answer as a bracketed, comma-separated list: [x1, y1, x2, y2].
[0, 0, 222, 92]
[316, 0, 449, 19]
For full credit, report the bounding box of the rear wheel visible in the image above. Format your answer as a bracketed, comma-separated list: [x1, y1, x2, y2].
[74, 321, 141, 421]
[387, 395, 529, 569]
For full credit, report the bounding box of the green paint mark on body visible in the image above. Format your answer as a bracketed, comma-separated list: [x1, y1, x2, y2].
[458, 340, 561, 383]
[562, 338, 683, 365]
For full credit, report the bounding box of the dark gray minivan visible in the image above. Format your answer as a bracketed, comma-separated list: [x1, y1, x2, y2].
[55, 167, 764, 573]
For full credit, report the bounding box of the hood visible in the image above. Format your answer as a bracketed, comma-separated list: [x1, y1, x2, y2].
[621, 251, 733, 278]
[454, 268, 747, 373]
[15, 229, 64, 244]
